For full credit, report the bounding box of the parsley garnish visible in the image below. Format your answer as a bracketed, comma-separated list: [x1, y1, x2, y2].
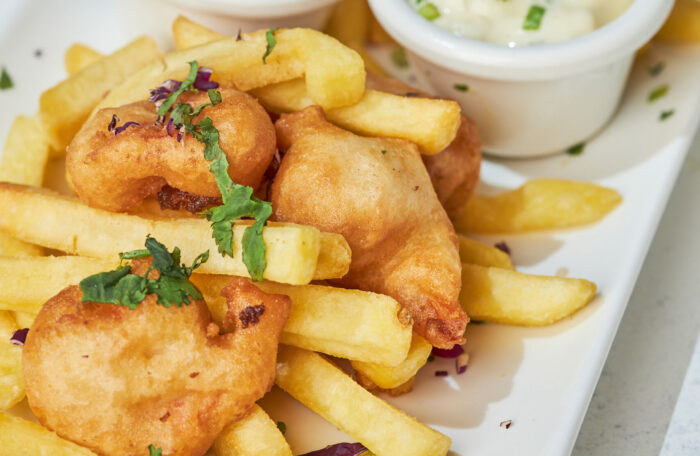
[566, 142, 585, 155]
[660, 109, 675, 121]
[648, 84, 669, 103]
[79, 236, 208, 309]
[158, 61, 199, 116]
[148, 445, 162, 456]
[276, 421, 287, 435]
[0, 67, 13, 90]
[453, 84, 469, 92]
[523, 5, 546, 30]
[263, 28, 278, 64]
[418, 3, 440, 21]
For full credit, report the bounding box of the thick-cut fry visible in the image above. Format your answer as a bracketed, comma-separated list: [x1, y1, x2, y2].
[11, 312, 35, 329]
[351, 333, 432, 390]
[212, 404, 292, 456]
[0, 413, 98, 455]
[460, 263, 597, 325]
[40, 36, 161, 154]
[96, 28, 365, 115]
[276, 346, 451, 456]
[458, 235, 514, 269]
[454, 179, 622, 233]
[64, 43, 103, 75]
[252, 78, 460, 154]
[0, 312, 23, 409]
[194, 275, 411, 365]
[0, 184, 350, 284]
[172, 15, 225, 50]
[0, 256, 117, 314]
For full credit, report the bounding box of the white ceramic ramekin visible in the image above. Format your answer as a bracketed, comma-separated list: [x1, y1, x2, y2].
[162, 0, 341, 31]
[369, 0, 673, 157]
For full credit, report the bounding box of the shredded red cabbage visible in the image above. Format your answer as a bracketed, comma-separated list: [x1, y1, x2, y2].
[114, 121, 141, 135]
[166, 117, 176, 137]
[494, 241, 511, 255]
[431, 344, 464, 358]
[10, 328, 29, 346]
[299, 443, 369, 456]
[435, 370, 449, 377]
[107, 114, 119, 132]
[193, 67, 218, 90]
[149, 79, 182, 103]
[456, 352, 469, 374]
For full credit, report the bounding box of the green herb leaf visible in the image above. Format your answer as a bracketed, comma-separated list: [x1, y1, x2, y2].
[158, 61, 199, 116]
[148, 445, 162, 456]
[418, 3, 440, 21]
[263, 28, 278, 64]
[119, 249, 150, 261]
[659, 109, 675, 121]
[649, 62, 665, 77]
[566, 142, 585, 156]
[0, 67, 13, 90]
[453, 84, 469, 92]
[523, 5, 546, 30]
[276, 421, 287, 435]
[381, 149, 387, 155]
[648, 84, 669, 103]
[391, 47, 409, 69]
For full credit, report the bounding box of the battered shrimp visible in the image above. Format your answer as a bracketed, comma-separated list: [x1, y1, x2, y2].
[22, 263, 290, 456]
[66, 88, 276, 212]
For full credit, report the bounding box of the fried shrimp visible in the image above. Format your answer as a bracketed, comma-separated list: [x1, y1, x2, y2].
[271, 106, 467, 348]
[366, 72, 482, 219]
[66, 88, 276, 212]
[22, 261, 290, 456]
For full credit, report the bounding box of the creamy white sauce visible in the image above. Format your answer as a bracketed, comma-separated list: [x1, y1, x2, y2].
[411, 0, 634, 46]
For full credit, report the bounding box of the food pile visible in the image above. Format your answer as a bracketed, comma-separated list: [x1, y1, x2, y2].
[0, 13, 621, 456]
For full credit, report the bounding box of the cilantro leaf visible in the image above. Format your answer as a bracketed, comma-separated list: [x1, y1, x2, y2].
[0, 67, 13, 90]
[158, 61, 199, 116]
[263, 28, 278, 64]
[80, 265, 137, 307]
[148, 445, 162, 456]
[119, 249, 150, 260]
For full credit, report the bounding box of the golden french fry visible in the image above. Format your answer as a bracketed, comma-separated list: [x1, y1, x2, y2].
[0, 412, 98, 455]
[0, 256, 117, 314]
[40, 36, 161, 154]
[212, 404, 292, 456]
[252, 78, 460, 155]
[276, 346, 451, 456]
[656, 0, 700, 42]
[458, 235, 513, 269]
[64, 43, 103, 75]
[454, 179, 622, 233]
[11, 312, 35, 329]
[460, 263, 597, 325]
[0, 184, 350, 284]
[0, 312, 23, 409]
[351, 333, 432, 390]
[172, 15, 225, 50]
[96, 28, 365, 115]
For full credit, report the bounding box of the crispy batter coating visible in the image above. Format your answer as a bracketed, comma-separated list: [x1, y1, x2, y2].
[22, 268, 290, 456]
[66, 88, 276, 212]
[366, 72, 482, 219]
[270, 106, 467, 348]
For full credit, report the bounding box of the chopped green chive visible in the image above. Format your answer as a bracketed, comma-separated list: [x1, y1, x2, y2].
[566, 142, 585, 156]
[418, 3, 441, 21]
[659, 109, 675, 121]
[649, 62, 665, 77]
[427, 355, 435, 362]
[453, 83, 469, 92]
[391, 46, 409, 69]
[262, 28, 278, 64]
[381, 149, 387, 155]
[523, 5, 546, 30]
[148, 445, 162, 456]
[0, 67, 13, 90]
[648, 84, 669, 103]
[276, 421, 287, 435]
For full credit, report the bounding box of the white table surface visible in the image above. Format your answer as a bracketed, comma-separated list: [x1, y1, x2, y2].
[573, 126, 700, 455]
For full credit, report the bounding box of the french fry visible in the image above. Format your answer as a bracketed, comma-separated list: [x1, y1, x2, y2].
[172, 15, 225, 50]
[454, 179, 622, 233]
[64, 43, 103, 75]
[656, 0, 700, 42]
[276, 346, 451, 456]
[0, 115, 50, 257]
[0, 413, 98, 455]
[0, 256, 117, 314]
[40, 36, 161, 154]
[0, 184, 350, 284]
[460, 263, 597, 325]
[194, 275, 411, 365]
[0, 312, 23, 409]
[95, 28, 365, 115]
[252, 79, 460, 155]
[351, 333, 432, 390]
[212, 404, 292, 456]
[458, 235, 514, 269]
[11, 312, 35, 329]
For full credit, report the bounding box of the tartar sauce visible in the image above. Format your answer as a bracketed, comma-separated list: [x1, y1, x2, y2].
[409, 0, 634, 46]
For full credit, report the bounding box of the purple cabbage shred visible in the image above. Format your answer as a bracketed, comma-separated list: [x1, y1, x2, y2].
[114, 121, 141, 135]
[194, 66, 218, 90]
[435, 370, 449, 377]
[431, 344, 464, 359]
[299, 443, 369, 456]
[494, 241, 511, 255]
[10, 328, 29, 346]
[107, 114, 119, 132]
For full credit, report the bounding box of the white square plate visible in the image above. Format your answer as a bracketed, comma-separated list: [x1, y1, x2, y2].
[2, 2, 700, 455]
